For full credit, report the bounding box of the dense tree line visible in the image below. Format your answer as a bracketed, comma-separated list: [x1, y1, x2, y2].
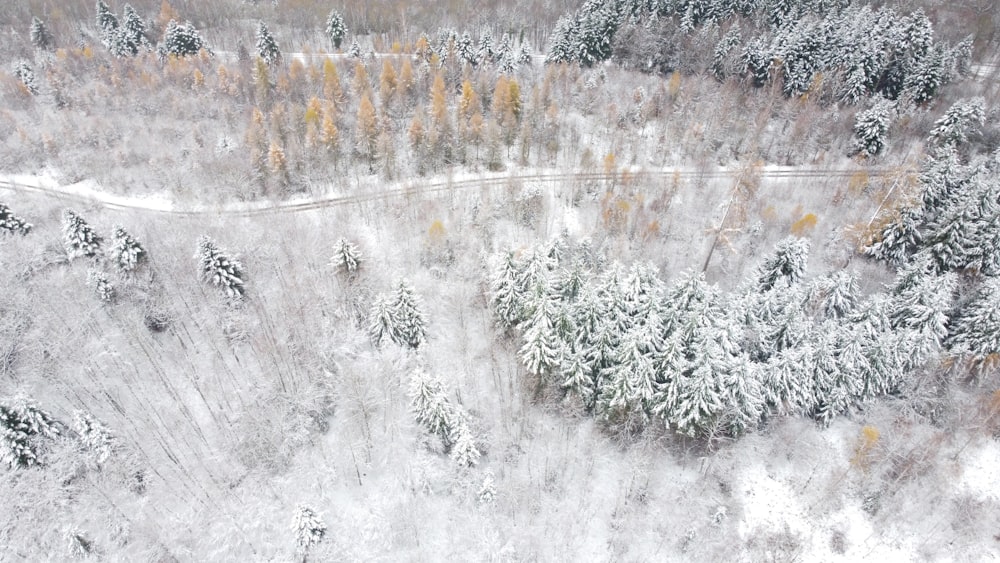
[547, 0, 971, 107]
[488, 230, 985, 437]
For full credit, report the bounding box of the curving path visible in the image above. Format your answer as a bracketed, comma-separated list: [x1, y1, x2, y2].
[0, 166, 908, 218]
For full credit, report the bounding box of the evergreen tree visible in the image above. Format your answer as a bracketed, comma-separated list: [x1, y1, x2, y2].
[517, 41, 533, 66]
[0, 203, 32, 236]
[13, 62, 38, 95]
[196, 235, 246, 299]
[87, 269, 115, 302]
[159, 20, 207, 58]
[489, 250, 524, 330]
[62, 210, 102, 259]
[347, 39, 361, 59]
[368, 294, 394, 348]
[96, 0, 119, 49]
[113, 4, 149, 57]
[477, 28, 495, 65]
[408, 368, 456, 447]
[722, 356, 764, 436]
[928, 98, 985, 148]
[0, 396, 60, 468]
[477, 470, 497, 504]
[711, 24, 742, 80]
[947, 279, 1000, 369]
[325, 9, 347, 50]
[256, 21, 281, 66]
[518, 288, 563, 378]
[755, 237, 810, 292]
[30, 17, 53, 51]
[889, 265, 955, 351]
[852, 97, 893, 157]
[107, 225, 146, 274]
[331, 238, 362, 274]
[457, 32, 477, 66]
[291, 505, 327, 554]
[73, 410, 115, 465]
[545, 16, 575, 64]
[449, 417, 481, 467]
[864, 205, 923, 265]
[811, 271, 858, 319]
[390, 279, 427, 349]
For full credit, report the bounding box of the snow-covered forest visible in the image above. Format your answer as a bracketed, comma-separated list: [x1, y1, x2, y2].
[1, 0, 999, 560]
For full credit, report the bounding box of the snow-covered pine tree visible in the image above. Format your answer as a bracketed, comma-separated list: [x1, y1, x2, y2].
[96, 0, 119, 49]
[496, 34, 516, 74]
[904, 45, 946, 105]
[816, 271, 859, 319]
[331, 238, 362, 274]
[518, 286, 563, 379]
[390, 279, 427, 349]
[457, 32, 477, 66]
[477, 470, 497, 505]
[863, 205, 924, 265]
[256, 21, 281, 66]
[118, 4, 149, 55]
[489, 250, 524, 330]
[928, 98, 985, 148]
[408, 368, 456, 447]
[159, 20, 206, 58]
[477, 28, 495, 65]
[13, 62, 38, 95]
[30, 17, 53, 51]
[367, 294, 394, 348]
[711, 24, 742, 80]
[63, 209, 102, 259]
[722, 355, 764, 436]
[325, 9, 347, 50]
[107, 225, 146, 274]
[449, 417, 481, 468]
[73, 410, 115, 465]
[517, 41, 532, 66]
[852, 97, 893, 157]
[889, 264, 955, 358]
[347, 39, 361, 59]
[196, 235, 246, 299]
[545, 16, 575, 64]
[947, 279, 1000, 370]
[87, 269, 115, 302]
[291, 505, 327, 554]
[1, 396, 60, 468]
[755, 236, 810, 292]
[0, 202, 32, 235]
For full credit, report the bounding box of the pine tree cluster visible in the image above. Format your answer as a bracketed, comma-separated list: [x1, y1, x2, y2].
[1, 396, 60, 468]
[368, 279, 427, 349]
[62, 209, 103, 259]
[158, 19, 207, 59]
[488, 234, 961, 437]
[87, 268, 116, 302]
[0, 202, 32, 236]
[546, 0, 969, 106]
[865, 144, 1000, 276]
[408, 368, 480, 467]
[96, 1, 149, 58]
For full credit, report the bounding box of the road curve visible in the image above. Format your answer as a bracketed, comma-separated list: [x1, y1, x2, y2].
[0, 167, 908, 218]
